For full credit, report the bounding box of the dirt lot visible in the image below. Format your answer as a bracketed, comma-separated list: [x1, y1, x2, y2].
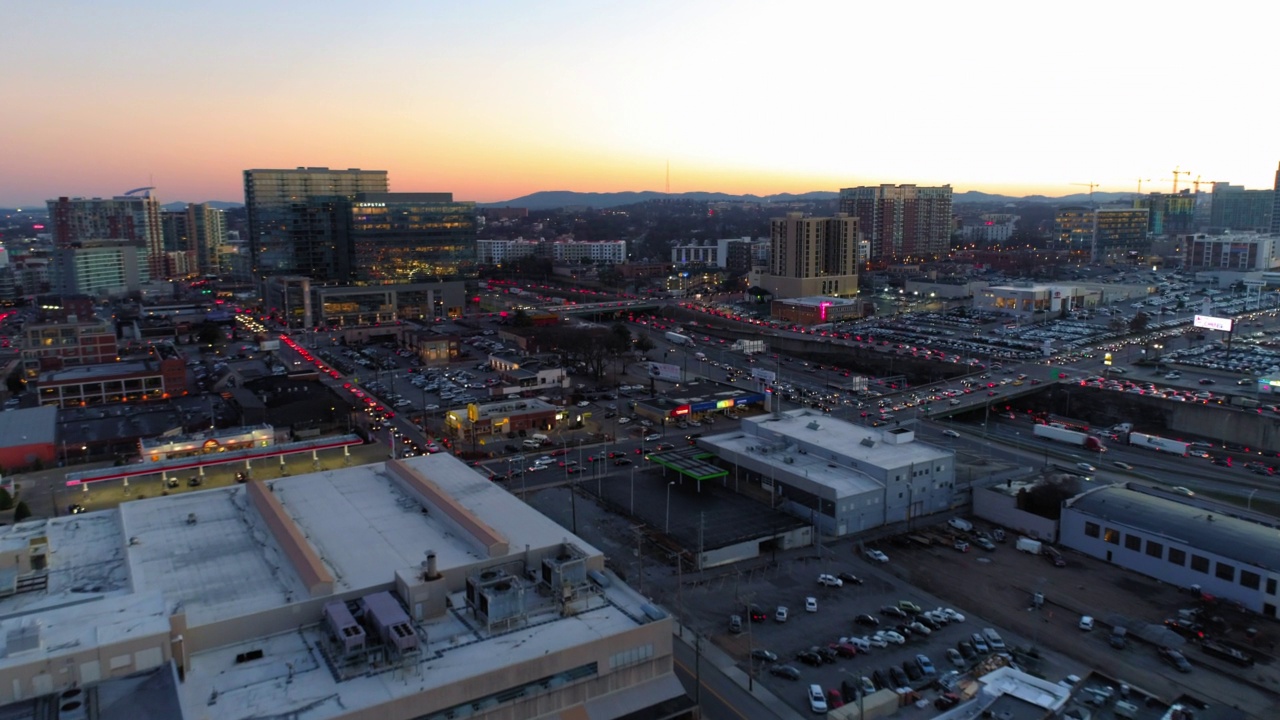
[880, 523, 1280, 718]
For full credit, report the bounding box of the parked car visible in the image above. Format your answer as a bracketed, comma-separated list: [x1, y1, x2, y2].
[889, 666, 910, 687]
[970, 633, 990, 653]
[837, 571, 864, 584]
[769, 664, 801, 680]
[817, 573, 843, 588]
[880, 606, 907, 619]
[831, 642, 858, 659]
[878, 630, 905, 645]
[864, 549, 889, 563]
[908, 621, 932, 636]
[855, 614, 880, 627]
[775, 606, 789, 623]
[901, 660, 923, 681]
[796, 650, 823, 667]
[806, 683, 829, 713]
[751, 648, 778, 663]
[915, 654, 936, 677]
[957, 641, 977, 660]
[946, 648, 965, 667]
[898, 600, 922, 614]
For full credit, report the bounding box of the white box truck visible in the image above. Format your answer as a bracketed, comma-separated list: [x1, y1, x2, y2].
[1016, 537, 1043, 554]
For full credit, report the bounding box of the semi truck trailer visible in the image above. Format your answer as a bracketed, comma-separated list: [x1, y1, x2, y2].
[1033, 423, 1106, 452]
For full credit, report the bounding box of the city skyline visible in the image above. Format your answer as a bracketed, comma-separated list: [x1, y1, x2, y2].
[3, 1, 1276, 207]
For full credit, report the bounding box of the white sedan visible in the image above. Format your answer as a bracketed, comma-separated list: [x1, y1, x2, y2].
[865, 549, 890, 564]
[878, 630, 906, 645]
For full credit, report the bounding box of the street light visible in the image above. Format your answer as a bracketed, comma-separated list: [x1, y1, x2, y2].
[665, 481, 675, 533]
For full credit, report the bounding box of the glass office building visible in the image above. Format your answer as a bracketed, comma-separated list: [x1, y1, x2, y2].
[344, 193, 478, 281]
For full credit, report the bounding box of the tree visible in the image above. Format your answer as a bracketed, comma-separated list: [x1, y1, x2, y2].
[196, 321, 223, 347]
[1129, 312, 1150, 333]
[633, 334, 654, 354]
[509, 309, 533, 328]
[12, 501, 30, 523]
[597, 265, 624, 289]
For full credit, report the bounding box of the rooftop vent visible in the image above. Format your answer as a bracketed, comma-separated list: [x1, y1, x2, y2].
[806, 421, 821, 431]
[860, 438, 876, 448]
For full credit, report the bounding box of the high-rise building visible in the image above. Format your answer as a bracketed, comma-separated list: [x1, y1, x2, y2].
[243, 167, 388, 277]
[1054, 207, 1094, 254]
[188, 203, 227, 277]
[838, 184, 953, 261]
[1271, 162, 1280, 235]
[50, 242, 151, 297]
[160, 204, 225, 277]
[763, 212, 859, 298]
[47, 194, 163, 278]
[1209, 182, 1273, 232]
[1092, 207, 1150, 263]
[342, 192, 478, 281]
[1134, 191, 1196, 235]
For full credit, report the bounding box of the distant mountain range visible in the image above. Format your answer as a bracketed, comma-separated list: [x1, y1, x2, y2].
[7, 190, 1136, 216]
[482, 189, 1140, 210]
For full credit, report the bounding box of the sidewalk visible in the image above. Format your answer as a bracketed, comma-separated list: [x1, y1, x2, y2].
[672, 620, 807, 720]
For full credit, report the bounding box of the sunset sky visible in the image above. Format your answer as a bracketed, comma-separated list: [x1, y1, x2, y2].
[3, 1, 1275, 206]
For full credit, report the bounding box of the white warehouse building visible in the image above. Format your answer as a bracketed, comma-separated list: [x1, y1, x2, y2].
[1060, 485, 1280, 619]
[698, 409, 957, 537]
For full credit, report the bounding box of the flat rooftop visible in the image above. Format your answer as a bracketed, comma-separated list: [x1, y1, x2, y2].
[744, 409, 950, 467]
[775, 296, 859, 307]
[0, 454, 668, 719]
[119, 455, 602, 622]
[701, 430, 885, 495]
[39, 360, 154, 382]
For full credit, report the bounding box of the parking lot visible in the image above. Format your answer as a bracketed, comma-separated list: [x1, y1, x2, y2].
[875, 520, 1280, 718]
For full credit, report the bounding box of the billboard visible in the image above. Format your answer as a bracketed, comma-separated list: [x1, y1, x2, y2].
[1194, 315, 1233, 333]
[647, 362, 682, 382]
[751, 368, 777, 383]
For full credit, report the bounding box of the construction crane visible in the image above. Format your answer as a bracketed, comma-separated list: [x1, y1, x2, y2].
[1191, 175, 1218, 193]
[1135, 178, 1152, 194]
[1071, 182, 1100, 207]
[1165, 167, 1190, 194]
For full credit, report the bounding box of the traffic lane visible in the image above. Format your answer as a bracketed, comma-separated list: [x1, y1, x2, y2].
[672, 635, 772, 720]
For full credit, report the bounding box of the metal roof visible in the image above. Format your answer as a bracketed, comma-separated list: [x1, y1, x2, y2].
[0, 405, 57, 447]
[645, 447, 727, 482]
[1067, 486, 1280, 572]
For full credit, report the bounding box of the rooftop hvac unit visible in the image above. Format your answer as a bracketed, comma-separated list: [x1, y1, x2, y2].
[360, 591, 419, 654]
[541, 544, 587, 589]
[323, 600, 366, 655]
[860, 438, 876, 448]
[784, 457, 794, 464]
[477, 579, 526, 624]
